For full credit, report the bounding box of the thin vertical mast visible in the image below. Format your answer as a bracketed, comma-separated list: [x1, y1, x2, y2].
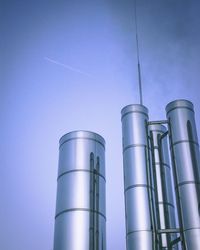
[134, 0, 143, 105]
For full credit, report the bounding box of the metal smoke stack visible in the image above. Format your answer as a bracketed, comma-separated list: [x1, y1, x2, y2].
[53, 131, 106, 250]
[166, 100, 200, 249]
[121, 104, 154, 249]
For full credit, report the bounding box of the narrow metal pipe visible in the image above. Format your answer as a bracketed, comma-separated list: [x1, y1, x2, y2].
[157, 229, 180, 234]
[53, 131, 106, 250]
[90, 152, 95, 250]
[166, 100, 200, 250]
[149, 124, 178, 249]
[146, 125, 158, 250]
[121, 104, 154, 250]
[148, 120, 169, 126]
[95, 157, 100, 250]
[158, 130, 179, 250]
[134, 0, 143, 105]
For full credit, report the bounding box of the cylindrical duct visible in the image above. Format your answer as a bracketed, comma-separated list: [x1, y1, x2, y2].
[166, 100, 200, 249]
[121, 104, 154, 250]
[149, 124, 177, 249]
[54, 131, 106, 250]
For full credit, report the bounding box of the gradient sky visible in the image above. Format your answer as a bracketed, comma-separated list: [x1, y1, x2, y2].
[1, 0, 200, 249]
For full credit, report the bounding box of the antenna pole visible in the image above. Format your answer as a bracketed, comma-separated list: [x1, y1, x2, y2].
[134, 0, 143, 105]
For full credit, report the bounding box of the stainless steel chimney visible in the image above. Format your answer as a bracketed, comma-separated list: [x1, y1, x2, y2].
[166, 100, 200, 249]
[149, 124, 177, 249]
[121, 104, 154, 250]
[53, 131, 106, 250]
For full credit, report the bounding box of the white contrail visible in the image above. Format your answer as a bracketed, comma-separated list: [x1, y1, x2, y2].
[44, 57, 92, 77]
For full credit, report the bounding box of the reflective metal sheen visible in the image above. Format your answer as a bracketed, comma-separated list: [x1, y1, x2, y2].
[149, 124, 177, 249]
[121, 104, 153, 250]
[54, 131, 106, 250]
[166, 100, 200, 250]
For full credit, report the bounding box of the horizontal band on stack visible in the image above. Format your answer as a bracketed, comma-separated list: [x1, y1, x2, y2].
[55, 208, 106, 220]
[125, 184, 154, 193]
[59, 131, 105, 149]
[57, 169, 106, 181]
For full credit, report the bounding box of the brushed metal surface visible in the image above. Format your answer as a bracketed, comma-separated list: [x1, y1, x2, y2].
[166, 100, 200, 250]
[121, 104, 153, 250]
[56, 171, 106, 216]
[54, 131, 106, 250]
[54, 211, 106, 250]
[126, 231, 152, 250]
[123, 147, 149, 189]
[125, 187, 152, 231]
[58, 131, 105, 178]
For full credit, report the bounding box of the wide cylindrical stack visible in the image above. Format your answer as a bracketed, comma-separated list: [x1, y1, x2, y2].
[54, 131, 106, 250]
[166, 100, 200, 249]
[149, 124, 177, 249]
[121, 104, 153, 250]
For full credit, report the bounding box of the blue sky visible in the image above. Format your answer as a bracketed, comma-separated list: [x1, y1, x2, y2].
[1, 0, 200, 249]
